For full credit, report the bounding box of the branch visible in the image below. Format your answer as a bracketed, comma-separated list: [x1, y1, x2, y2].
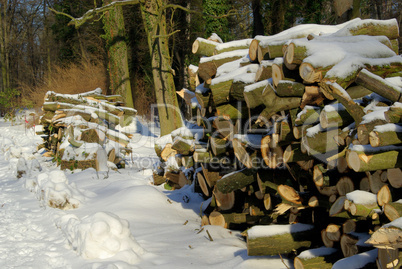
[163, 4, 246, 19]
[152, 29, 181, 39]
[49, 0, 143, 29]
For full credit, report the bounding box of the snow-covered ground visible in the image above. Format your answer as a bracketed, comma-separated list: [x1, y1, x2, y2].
[0, 114, 290, 269]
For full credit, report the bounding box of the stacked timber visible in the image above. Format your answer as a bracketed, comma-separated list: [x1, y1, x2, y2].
[155, 18, 402, 266]
[36, 88, 137, 171]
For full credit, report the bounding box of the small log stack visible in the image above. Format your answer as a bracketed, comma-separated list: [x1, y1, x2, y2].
[154, 18, 402, 266]
[36, 88, 137, 171]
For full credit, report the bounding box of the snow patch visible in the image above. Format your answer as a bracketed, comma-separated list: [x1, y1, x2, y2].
[25, 170, 87, 209]
[56, 212, 144, 264]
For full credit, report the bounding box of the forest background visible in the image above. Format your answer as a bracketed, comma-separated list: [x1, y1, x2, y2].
[0, 0, 401, 119]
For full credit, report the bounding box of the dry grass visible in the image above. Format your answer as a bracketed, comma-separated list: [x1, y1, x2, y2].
[19, 59, 107, 108]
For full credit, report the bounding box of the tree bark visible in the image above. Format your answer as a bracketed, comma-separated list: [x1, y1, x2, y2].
[140, 0, 183, 135]
[103, 0, 134, 107]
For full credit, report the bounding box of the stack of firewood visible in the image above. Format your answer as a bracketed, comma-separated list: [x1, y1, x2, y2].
[154, 17, 402, 267]
[36, 88, 137, 171]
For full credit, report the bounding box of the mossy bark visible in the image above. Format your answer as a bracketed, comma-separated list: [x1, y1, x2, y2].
[140, 0, 183, 135]
[103, 0, 134, 108]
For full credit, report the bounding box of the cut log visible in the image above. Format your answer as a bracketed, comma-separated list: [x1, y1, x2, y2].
[377, 185, 402, 207]
[213, 188, 235, 211]
[275, 81, 305, 97]
[384, 105, 402, 123]
[247, 223, 317, 256]
[80, 128, 105, 144]
[387, 168, 402, 188]
[277, 184, 303, 205]
[302, 127, 341, 156]
[348, 202, 380, 219]
[300, 86, 325, 109]
[343, 219, 357, 234]
[322, 57, 402, 89]
[369, 123, 402, 147]
[260, 137, 284, 168]
[320, 104, 354, 129]
[215, 103, 248, 121]
[283, 143, 312, 163]
[336, 176, 355, 196]
[197, 172, 211, 197]
[232, 135, 262, 169]
[365, 224, 402, 249]
[209, 210, 259, 229]
[346, 145, 402, 172]
[213, 117, 235, 140]
[340, 233, 359, 257]
[178, 171, 191, 187]
[152, 172, 165, 186]
[200, 163, 221, 188]
[248, 39, 260, 63]
[329, 196, 347, 217]
[295, 106, 321, 126]
[272, 60, 301, 87]
[326, 224, 342, 242]
[367, 170, 387, 194]
[209, 79, 232, 106]
[357, 119, 389, 145]
[160, 143, 178, 162]
[383, 202, 402, 221]
[243, 80, 270, 109]
[216, 168, 256, 194]
[355, 69, 402, 103]
[319, 82, 365, 126]
[171, 136, 194, 155]
[259, 83, 301, 123]
[254, 61, 273, 82]
[377, 248, 402, 269]
[300, 62, 333, 84]
[192, 37, 218, 57]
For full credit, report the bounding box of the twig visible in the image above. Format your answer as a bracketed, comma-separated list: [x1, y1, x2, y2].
[206, 229, 213, 241]
[279, 253, 290, 269]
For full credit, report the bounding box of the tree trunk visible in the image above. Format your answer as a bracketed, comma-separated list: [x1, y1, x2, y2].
[103, 0, 134, 107]
[141, 0, 183, 136]
[0, 0, 10, 92]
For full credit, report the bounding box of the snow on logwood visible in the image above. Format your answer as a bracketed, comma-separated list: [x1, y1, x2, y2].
[243, 79, 271, 93]
[349, 144, 402, 153]
[360, 106, 389, 124]
[373, 123, 402, 133]
[255, 19, 355, 45]
[199, 49, 248, 64]
[215, 38, 252, 51]
[384, 217, 402, 230]
[346, 190, 377, 205]
[332, 249, 378, 269]
[211, 64, 259, 85]
[297, 247, 337, 260]
[247, 223, 314, 239]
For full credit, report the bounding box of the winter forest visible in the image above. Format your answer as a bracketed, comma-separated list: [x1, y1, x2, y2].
[0, 0, 402, 268]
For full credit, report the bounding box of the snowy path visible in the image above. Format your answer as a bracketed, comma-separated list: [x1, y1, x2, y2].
[0, 159, 73, 268]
